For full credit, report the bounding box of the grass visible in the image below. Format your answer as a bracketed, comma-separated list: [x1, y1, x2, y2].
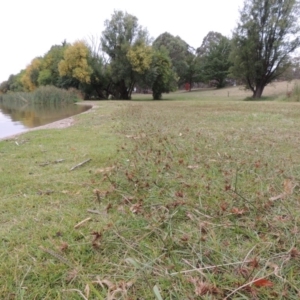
[1, 82, 300, 299]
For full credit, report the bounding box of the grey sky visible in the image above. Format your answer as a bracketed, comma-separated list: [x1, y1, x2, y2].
[0, 0, 244, 83]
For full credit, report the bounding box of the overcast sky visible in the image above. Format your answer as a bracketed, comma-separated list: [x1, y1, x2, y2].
[0, 0, 244, 83]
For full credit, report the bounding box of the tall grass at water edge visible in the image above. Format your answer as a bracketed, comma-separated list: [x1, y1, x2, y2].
[0, 86, 83, 106]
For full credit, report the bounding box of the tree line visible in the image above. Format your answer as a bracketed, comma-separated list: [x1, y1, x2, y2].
[1, 0, 300, 99]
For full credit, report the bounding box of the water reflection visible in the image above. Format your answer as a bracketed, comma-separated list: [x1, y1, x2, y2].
[0, 102, 91, 139]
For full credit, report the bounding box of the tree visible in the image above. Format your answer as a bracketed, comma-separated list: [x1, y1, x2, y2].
[230, 0, 300, 98]
[153, 32, 196, 87]
[200, 34, 232, 88]
[101, 10, 150, 99]
[196, 31, 225, 56]
[58, 40, 93, 88]
[21, 58, 42, 91]
[127, 43, 153, 74]
[38, 43, 69, 86]
[0, 71, 25, 94]
[146, 50, 177, 100]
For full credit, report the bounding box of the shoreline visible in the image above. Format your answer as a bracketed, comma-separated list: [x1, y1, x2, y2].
[0, 102, 97, 142]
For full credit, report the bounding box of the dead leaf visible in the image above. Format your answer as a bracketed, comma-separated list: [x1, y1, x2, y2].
[91, 231, 102, 249]
[101, 279, 115, 290]
[65, 269, 78, 283]
[186, 212, 194, 221]
[180, 234, 189, 242]
[199, 222, 209, 233]
[130, 203, 143, 214]
[231, 207, 246, 215]
[248, 257, 259, 268]
[269, 193, 285, 201]
[284, 178, 294, 195]
[188, 277, 219, 296]
[187, 165, 199, 169]
[106, 203, 113, 212]
[270, 179, 296, 201]
[266, 262, 280, 277]
[60, 242, 69, 252]
[290, 247, 300, 258]
[252, 278, 273, 287]
[236, 267, 250, 278]
[175, 191, 184, 198]
[95, 166, 115, 174]
[93, 278, 135, 299]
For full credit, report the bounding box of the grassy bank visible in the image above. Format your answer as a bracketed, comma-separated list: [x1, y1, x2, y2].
[1, 84, 300, 299]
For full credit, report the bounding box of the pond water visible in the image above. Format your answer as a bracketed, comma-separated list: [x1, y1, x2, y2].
[0, 102, 91, 140]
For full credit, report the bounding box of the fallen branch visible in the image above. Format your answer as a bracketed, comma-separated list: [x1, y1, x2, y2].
[74, 217, 91, 229]
[39, 246, 72, 267]
[70, 159, 91, 171]
[87, 209, 102, 215]
[54, 159, 65, 164]
[39, 159, 65, 167]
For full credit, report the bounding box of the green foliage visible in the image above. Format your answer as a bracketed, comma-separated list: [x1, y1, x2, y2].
[200, 34, 232, 88]
[21, 57, 42, 91]
[58, 41, 93, 86]
[101, 10, 150, 100]
[153, 32, 197, 86]
[127, 43, 153, 74]
[38, 44, 69, 86]
[0, 80, 9, 94]
[230, 0, 300, 98]
[146, 50, 177, 100]
[37, 69, 52, 86]
[196, 31, 224, 56]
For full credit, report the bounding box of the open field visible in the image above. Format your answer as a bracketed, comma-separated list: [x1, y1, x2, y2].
[1, 83, 300, 299]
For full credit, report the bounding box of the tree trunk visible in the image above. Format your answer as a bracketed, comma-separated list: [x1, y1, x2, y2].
[95, 86, 108, 100]
[252, 83, 265, 99]
[118, 80, 131, 100]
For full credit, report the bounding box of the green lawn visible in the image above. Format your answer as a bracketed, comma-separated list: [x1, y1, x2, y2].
[1, 84, 300, 299]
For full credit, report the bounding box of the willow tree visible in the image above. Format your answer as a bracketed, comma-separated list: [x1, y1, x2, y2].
[230, 0, 300, 98]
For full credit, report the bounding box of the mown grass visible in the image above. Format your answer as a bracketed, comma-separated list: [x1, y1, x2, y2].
[1, 83, 300, 299]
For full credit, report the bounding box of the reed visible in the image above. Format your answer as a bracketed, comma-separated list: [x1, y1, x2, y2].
[0, 86, 83, 106]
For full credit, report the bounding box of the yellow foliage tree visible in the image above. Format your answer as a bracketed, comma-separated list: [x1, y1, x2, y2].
[58, 41, 92, 84]
[21, 58, 42, 92]
[127, 44, 153, 74]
